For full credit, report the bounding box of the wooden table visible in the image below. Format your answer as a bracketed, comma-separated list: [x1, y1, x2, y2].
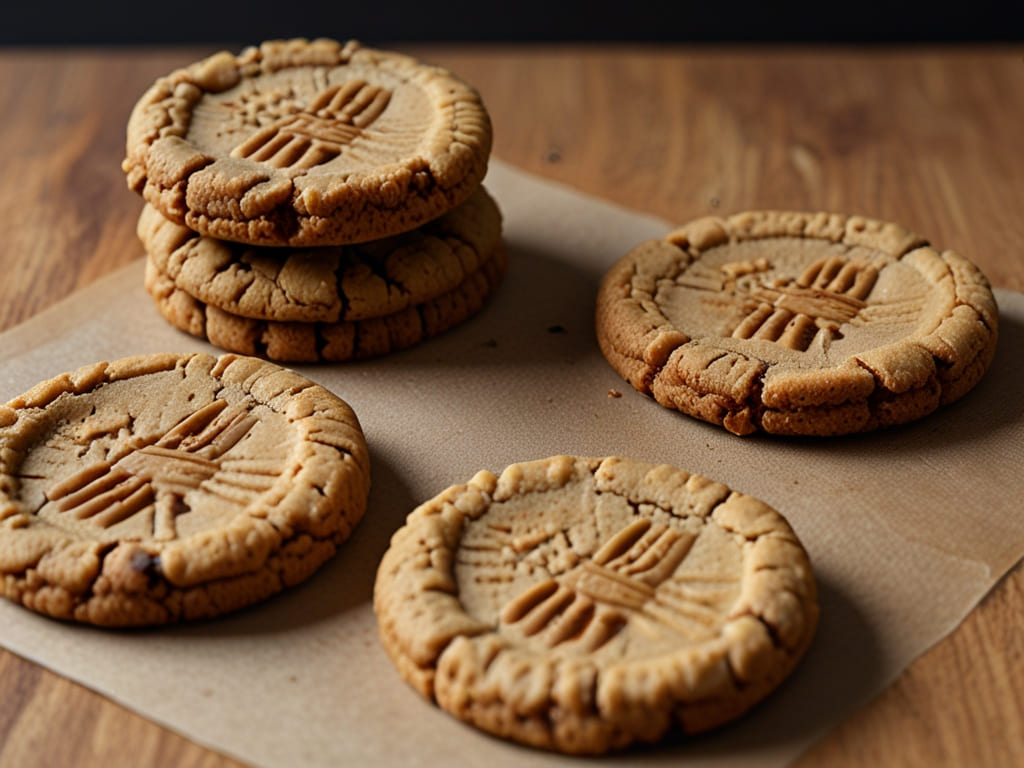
[0, 44, 1021, 767]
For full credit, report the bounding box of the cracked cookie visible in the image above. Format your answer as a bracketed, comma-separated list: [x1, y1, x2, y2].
[373, 455, 818, 754]
[0, 352, 370, 626]
[123, 38, 492, 247]
[138, 185, 502, 323]
[145, 239, 507, 362]
[595, 210, 999, 436]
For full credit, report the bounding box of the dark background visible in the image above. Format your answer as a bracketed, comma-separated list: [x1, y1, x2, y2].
[4, 1, 1023, 46]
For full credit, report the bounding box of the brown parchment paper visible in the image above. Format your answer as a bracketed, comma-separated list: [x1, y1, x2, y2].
[1, 160, 1023, 768]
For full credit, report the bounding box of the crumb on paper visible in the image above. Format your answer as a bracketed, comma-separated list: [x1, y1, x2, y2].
[607, 389, 622, 398]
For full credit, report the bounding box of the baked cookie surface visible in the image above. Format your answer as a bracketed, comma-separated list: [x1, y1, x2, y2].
[596, 211, 999, 436]
[145, 241, 507, 362]
[373, 455, 818, 754]
[123, 38, 492, 247]
[139, 185, 502, 323]
[0, 353, 370, 626]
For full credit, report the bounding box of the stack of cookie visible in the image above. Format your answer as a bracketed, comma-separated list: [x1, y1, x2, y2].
[122, 38, 502, 363]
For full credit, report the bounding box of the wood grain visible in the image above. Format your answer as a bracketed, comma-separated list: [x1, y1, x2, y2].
[0, 44, 1021, 768]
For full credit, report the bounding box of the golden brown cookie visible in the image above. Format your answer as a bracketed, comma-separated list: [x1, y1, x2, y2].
[138, 185, 502, 323]
[595, 211, 999, 436]
[144, 241, 507, 362]
[123, 38, 492, 247]
[374, 456, 818, 754]
[0, 352, 370, 626]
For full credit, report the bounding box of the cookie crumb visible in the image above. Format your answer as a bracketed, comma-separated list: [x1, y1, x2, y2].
[607, 389, 622, 398]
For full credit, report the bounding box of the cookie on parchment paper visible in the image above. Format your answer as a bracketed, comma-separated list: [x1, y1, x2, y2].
[595, 211, 999, 436]
[123, 38, 492, 247]
[373, 455, 818, 754]
[138, 185, 503, 324]
[0, 353, 370, 626]
[144, 241, 507, 363]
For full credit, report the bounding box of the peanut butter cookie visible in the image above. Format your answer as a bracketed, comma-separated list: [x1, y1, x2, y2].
[374, 456, 818, 753]
[595, 211, 999, 436]
[138, 186, 502, 323]
[0, 353, 370, 626]
[123, 39, 492, 247]
[144, 242, 507, 362]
